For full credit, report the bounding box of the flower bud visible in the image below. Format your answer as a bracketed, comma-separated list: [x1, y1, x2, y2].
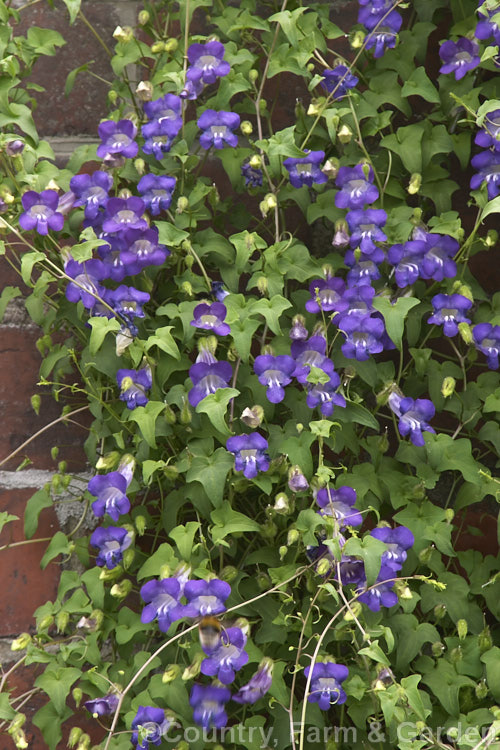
[332, 219, 349, 248]
[394, 582, 413, 600]
[56, 610, 69, 633]
[434, 603, 446, 620]
[249, 69, 259, 83]
[475, 679, 488, 700]
[220, 565, 238, 582]
[241, 405, 264, 428]
[162, 664, 181, 683]
[135, 81, 153, 101]
[151, 41, 165, 53]
[95, 452, 119, 472]
[457, 618, 468, 640]
[72, 687, 83, 707]
[407, 173, 422, 194]
[249, 154, 262, 169]
[350, 29, 365, 48]
[30, 393, 41, 415]
[444, 508, 454, 524]
[261, 520, 277, 540]
[265, 192, 277, 209]
[122, 548, 135, 570]
[485, 229, 498, 247]
[315, 558, 331, 577]
[290, 314, 308, 341]
[458, 322, 473, 344]
[110, 579, 133, 599]
[76, 733, 91, 750]
[38, 614, 54, 631]
[6, 139, 25, 157]
[138, 9, 150, 24]
[240, 120, 253, 135]
[176, 196, 189, 214]
[287, 528, 300, 546]
[279, 545, 288, 560]
[181, 281, 193, 297]
[450, 646, 463, 663]
[323, 157, 340, 179]
[288, 466, 309, 493]
[418, 546, 433, 564]
[163, 465, 179, 481]
[343, 601, 362, 620]
[479, 626, 492, 653]
[164, 38, 178, 53]
[257, 572, 270, 590]
[273, 493, 291, 514]
[133, 515, 146, 536]
[307, 98, 322, 116]
[441, 376, 456, 398]
[431, 641, 445, 658]
[90, 609, 104, 629]
[259, 99, 267, 113]
[8, 714, 26, 734]
[68, 727, 83, 748]
[11, 729, 28, 749]
[133, 158, 146, 177]
[257, 276, 268, 295]
[182, 653, 203, 681]
[99, 565, 123, 581]
[113, 26, 134, 43]
[180, 400, 192, 424]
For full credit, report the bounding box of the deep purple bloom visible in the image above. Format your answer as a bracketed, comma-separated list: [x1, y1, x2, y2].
[131, 706, 169, 749]
[356, 564, 399, 611]
[387, 241, 427, 288]
[117, 365, 152, 409]
[19, 190, 64, 235]
[137, 174, 176, 215]
[291, 336, 329, 383]
[304, 663, 348, 709]
[226, 433, 270, 479]
[180, 78, 204, 101]
[439, 38, 480, 80]
[321, 65, 358, 99]
[371, 525, 415, 572]
[346, 209, 387, 254]
[190, 684, 231, 729]
[475, 110, 500, 151]
[339, 314, 386, 361]
[140, 578, 184, 632]
[283, 151, 327, 188]
[198, 110, 240, 149]
[201, 626, 249, 684]
[306, 371, 346, 417]
[121, 228, 170, 270]
[476, 6, 500, 46]
[336, 164, 379, 209]
[186, 41, 230, 85]
[143, 93, 182, 132]
[388, 392, 435, 447]
[305, 277, 347, 314]
[254, 354, 296, 403]
[337, 555, 366, 586]
[211, 281, 230, 301]
[289, 315, 308, 340]
[183, 579, 231, 618]
[188, 360, 232, 407]
[84, 694, 119, 717]
[107, 285, 150, 329]
[90, 526, 132, 569]
[473, 322, 500, 369]
[191, 302, 230, 336]
[97, 236, 138, 281]
[233, 659, 273, 704]
[365, 13, 403, 58]
[96, 119, 138, 160]
[65, 259, 108, 309]
[70, 171, 113, 220]
[336, 284, 375, 323]
[470, 150, 500, 200]
[346, 259, 381, 287]
[288, 466, 309, 493]
[6, 139, 24, 156]
[428, 293, 472, 336]
[142, 119, 179, 159]
[419, 232, 458, 282]
[315, 486, 362, 528]
[88, 471, 131, 521]
[241, 162, 263, 187]
[358, 0, 396, 25]
[102, 197, 147, 233]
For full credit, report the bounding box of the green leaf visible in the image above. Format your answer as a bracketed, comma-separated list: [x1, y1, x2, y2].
[484, 389, 500, 413]
[87, 316, 121, 355]
[195, 388, 239, 436]
[476, 99, 500, 126]
[156, 221, 189, 247]
[481, 647, 500, 701]
[137, 542, 178, 580]
[256, 126, 304, 158]
[145, 326, 180, 359]
[185, 448, 234, 507]
[21, 251, 45, 285]
[338, 401, 380, 431]
[268, 7, 307, 47]
[481, 195, 500, 222]
[295, 509, 325, 546]
[210, 501, 261, 544]
[402, 66, 440, 103]
[0, 510, 18, 534]
[358, 641, 390, 667]
[0, 285, 21, 323]
[24, 487, 52, 538]
[35, 667, 81, 715]
[169, 522, 200, 561]
[230, 230, 266, 273]
[249, 296, 292, 335]
[26, 27, 66, 55]
[71, 226, 109, 262]
[33, 701, 71, 750]
[40, 531, 71, 569]
[128, 401, 167, 448]
[61, 0, 81, 23]
[343, 535, 388, 586]
[372, 296, 421, 350]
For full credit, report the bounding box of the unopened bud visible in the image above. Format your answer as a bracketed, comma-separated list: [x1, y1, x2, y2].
[287, 528, 300, 546]
[261, 520, 277, 540]
[457, 618, 468, 640]
[162, 664, 181, 683]
[176, 196, 189, 214]
[72, 687, 83, 707]
[240, 120, 253, 135]
[68, 727, 83, 748]
[241, 405, 264, 428]
[31, 394, 41, 414]
[316, 558, 332, 577]
[288, 466, 309, 493]
[110, 579, 133, 599]
[350, 29, 365, 49]
[76, 732, 91, 750]
[259, 98, 267, 113]
[450, 646, 463, 663]
[138, 9, 150, 24]
[95, 453, 119, 473]
[434, 603, 446, 620]
[441, 376, 456, 398]
[249, 69, 259, 83]
[343, 601, 362, 620]
[273, 493, 291, 514]
[38, 615, 54, 631]
[249, 154, 262, 169]
[99, 565, 123, 581]
[431, 641, 445, 657]
[164, 38, 178, 53]
[479, 626, 492, 653]
[135, 81, 153, 101]
[256, 573, 270, 590]
[182, 653, 203, 681]
[407, 173, 422, 194]
[394, 582, 413, 600]
[458, 322, 473, 344]
[180, 400, 192, 424]
[181, 281, 193, 297]
[163, 465, 179, 481]
[56, 610, 69, 633]
[220, 565, 238, 582]
[418, 546, 433, 564]
[6, 140, 25, 157]
[323, 157, 340, 179]
[11, 632, 31, 651]
[377, 431, 389, 454]
[90, 609, 104, 629]
[307, 98, 322, 116]
[257, 276, 268, 295]
[134, 158, 146, 175]
[475, 679, 488, 700]
[151, 41, 165, 53]
[134, 515, 146, 536]
[164, 404, 176, 424]
[113, 26, 134, 43]
[485, 229, 498, 247]
[122, 548, 135, 570]
[444, 508, 454, 523]
[279, 545, 288, 560]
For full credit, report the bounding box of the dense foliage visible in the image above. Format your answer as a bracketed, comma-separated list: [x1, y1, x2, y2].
[1, 0, 500, 749]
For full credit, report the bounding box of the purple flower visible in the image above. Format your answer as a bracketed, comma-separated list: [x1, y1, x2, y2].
[183, 578, 231, 618]
[97, 236, 138, 281]
[241, 162, 263, 187]
[476, 6, 500, 46]
[117, 365, 152, 409]
[475, 109, 500, 151]
[107, 285, 150, 330]
[188, 360, 232, 407]
[289, 315, 308, 340]
[142, 119, 179, 159]
[201, 626, 249, 684]
[102, 197, 147, 233]
[143, 93, 182, 132]
[337, 555, 366, 586]
[439, 38, 480, 80]
[233, 658, 273, 704]
[473, 322, 500, 369]
[346, 259, 381, 287]
[180, 78, 204, 101]
[198, 110, 240, 149]
[336, 284, 375, 323]
[321, 65, 358, 100]
[84, 694, 119, 717]
[358, 0, 396, 26]
[339, 314, 385, 361]
[387, 241, 427, 288]
[428, 293, 472, 337]
[226, 433, 270, 479]
[304, 663, 348, 709]
[88, 471, 131, 521]
[346, 209, 387, 254]
[365, 13, 402, 58]
[470, 150, 500, 200]
[283, 151, 328, 188]
[315, 486, 362, 528]
[6, 139, 24, 156]
[335, 164, 379, 209]
[90, 526, 132, 569]
[288, 466, 309, 493]
[291, 336, 329, 383]
[131, 706, 169, 749]
[305, 277, 347, 314]
[96, 119, 138, 160]
[388, 392, 435, 447]
[254, 354, 296, 403]
[137, 174, 176, 215]
[306, 371, 346, 417]
[190, 684, 231, 729]
[191, 302, 230, 336]
[65, 259, 108, 310]
[371, 525, 415, 572]
[70, 171, 113, 220]
[419, 232, 458, 282]
[121, 228, 170, 270]
[356, 564, 398, 611]
[186, 41, 230, 85]
[211, 281, 230, 301]
[19, 190, 64, 235]
[140, 578, 184, 632]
